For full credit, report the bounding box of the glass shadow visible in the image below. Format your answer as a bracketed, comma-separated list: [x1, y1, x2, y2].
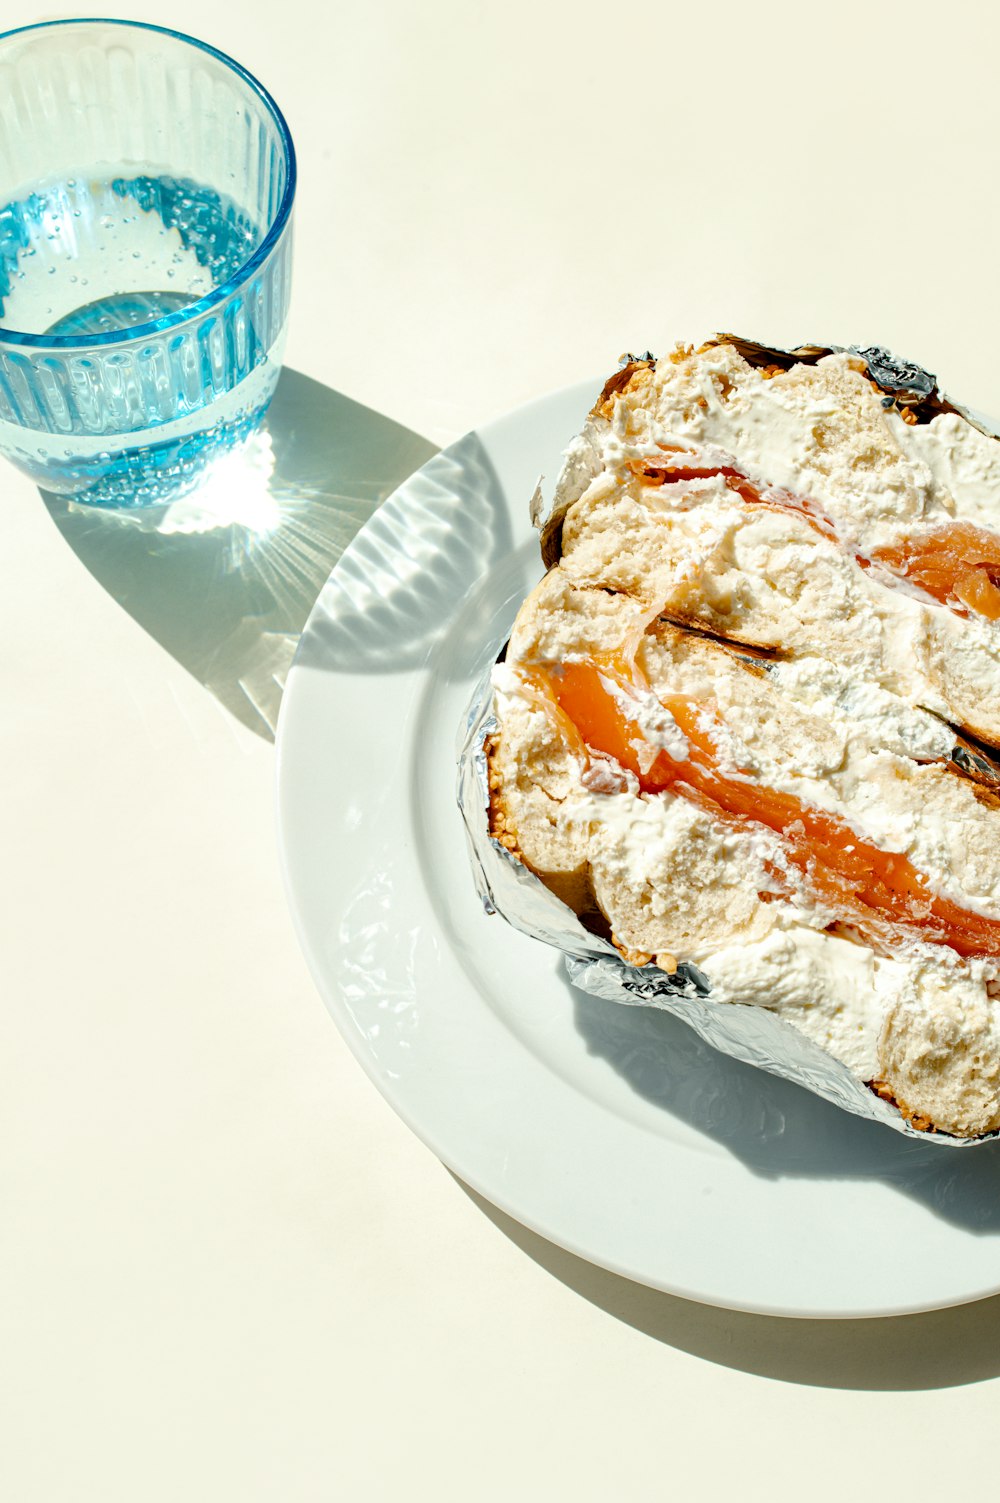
[37, 367, 438, 738]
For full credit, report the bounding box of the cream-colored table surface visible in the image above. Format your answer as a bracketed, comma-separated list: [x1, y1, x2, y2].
[5, 2, 1000, 1498]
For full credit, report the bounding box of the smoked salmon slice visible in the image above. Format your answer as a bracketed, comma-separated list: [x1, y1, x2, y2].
[526, 653, 1000, 961]
[634, 455, 1000, 622]
[870, 521, 1000, 621]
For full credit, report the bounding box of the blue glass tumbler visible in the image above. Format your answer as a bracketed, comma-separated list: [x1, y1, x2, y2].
[0, 19, 295, 506]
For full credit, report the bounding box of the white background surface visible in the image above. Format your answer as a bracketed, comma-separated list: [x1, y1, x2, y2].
[5, 2, 1000, 1498]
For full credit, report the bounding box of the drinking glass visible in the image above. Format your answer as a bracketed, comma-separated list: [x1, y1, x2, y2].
[0, 19, 295, 506]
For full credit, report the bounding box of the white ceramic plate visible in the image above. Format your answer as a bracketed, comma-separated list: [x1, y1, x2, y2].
[276, 379, 1000, 1318]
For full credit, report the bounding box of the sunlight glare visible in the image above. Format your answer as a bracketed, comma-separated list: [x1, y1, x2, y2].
[157, 431, 281, 538]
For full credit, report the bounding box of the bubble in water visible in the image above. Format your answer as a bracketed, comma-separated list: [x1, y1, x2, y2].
[47, 265, 56, 275]
[132, 251, 141, 259]
[69, 274, 78, 283]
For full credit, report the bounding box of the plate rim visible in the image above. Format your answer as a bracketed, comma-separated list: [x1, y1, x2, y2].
[275, 377, 1000, 1321]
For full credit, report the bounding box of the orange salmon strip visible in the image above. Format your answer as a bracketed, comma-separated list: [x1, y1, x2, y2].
[870, 521, 1000, 621]
[634, 457, 1000, 622]
[527, 655, 1000, 960]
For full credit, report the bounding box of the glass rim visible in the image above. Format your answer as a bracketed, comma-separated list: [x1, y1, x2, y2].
[0, 17, 296, 352]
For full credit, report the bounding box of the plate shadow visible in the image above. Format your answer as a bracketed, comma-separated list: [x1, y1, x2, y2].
[567, 973, 1000, 1236]
[453, 972, 1000, 1388]
[457, 1179, 1000, 1391]
[38, 367, 438, 738]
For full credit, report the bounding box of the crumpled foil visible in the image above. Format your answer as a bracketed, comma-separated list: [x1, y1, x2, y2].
[457, 663, 993, 1148]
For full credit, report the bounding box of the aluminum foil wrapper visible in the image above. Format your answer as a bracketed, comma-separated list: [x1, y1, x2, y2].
[457, 663, 993, 1148]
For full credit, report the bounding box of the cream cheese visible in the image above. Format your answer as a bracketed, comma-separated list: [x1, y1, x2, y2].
[890, 409, 1000, 530]
[576, 347, 1000, 553]
[497, 343, 1000, 1131]
[564, 783, 805, 927]
[702, 927, 892, 1079]
[492, 662, 1000, 1096]
[601, 676, 688, 762]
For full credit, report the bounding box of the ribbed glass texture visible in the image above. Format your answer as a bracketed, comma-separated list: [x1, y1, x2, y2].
[0, 20, 295, 505]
